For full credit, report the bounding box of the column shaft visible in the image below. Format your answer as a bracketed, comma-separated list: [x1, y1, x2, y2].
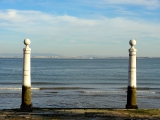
[20, 39, 32, 110]
[126, 39, 138, 109]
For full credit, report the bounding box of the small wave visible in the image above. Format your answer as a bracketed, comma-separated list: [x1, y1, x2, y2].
[137, 90, 155, 94]
[0, 82, 21, 85]
[83, 90, 125, 94]
[31, 88, 40, 90]
[83, 90, 156, 95]
[138, 83, 160, 86]
[39, 87, 91, 90]
[32, 82, 70, 85]
[81, 82, 127, 85]
[0, 87, 40, 90]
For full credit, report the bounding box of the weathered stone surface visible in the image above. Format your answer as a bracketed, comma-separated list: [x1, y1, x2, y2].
[0, 108, 160, 120]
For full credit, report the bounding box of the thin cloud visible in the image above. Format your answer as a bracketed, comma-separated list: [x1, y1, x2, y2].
[0, 9, 160, 42]
[113, 7, 138, 15]
[102, 0, 160, 9]
[0, 9, 160, 56]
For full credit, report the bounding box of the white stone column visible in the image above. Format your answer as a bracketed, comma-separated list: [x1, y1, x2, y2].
[126, 39, 138, 109]
[20, 38, 32, 110]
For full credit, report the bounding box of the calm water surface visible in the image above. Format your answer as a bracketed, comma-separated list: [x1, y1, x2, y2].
[0, 58, 160, 109]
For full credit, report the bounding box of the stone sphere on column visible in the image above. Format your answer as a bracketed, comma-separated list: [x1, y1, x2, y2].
[129, 39, 136, 47]
[24, 38, 31, 46]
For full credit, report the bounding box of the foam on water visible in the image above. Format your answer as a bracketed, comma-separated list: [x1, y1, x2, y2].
[83, 90, 125, 94]
[0, 87, 40, 90]
[137, 90, 156, 94]
[84, 90, 156, 94]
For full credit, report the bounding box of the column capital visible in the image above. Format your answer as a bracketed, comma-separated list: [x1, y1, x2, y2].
[129, 39, 136, 47]
[24, 38, 31, 51]
[24, 38, 31, 46]
[129, 39, 137, 52]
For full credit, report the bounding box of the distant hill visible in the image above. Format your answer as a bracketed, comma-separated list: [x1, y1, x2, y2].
[0, 53, 62, 57]
[0, 53, 22, 57]
[31, 53, 62, 57]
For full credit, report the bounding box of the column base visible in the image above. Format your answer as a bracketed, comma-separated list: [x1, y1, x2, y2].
[126, 86, 138, 109]
[126, 104, 138, 109]
[20, 104, 32, 111]
[20, 85, 32, 111]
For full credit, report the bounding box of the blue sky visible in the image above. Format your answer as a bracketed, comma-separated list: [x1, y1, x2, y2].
[0, 0, 160, 57]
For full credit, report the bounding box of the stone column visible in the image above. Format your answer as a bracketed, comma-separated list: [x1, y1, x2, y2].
[126, 39, 138, 109]
[20, 38, 32, 110]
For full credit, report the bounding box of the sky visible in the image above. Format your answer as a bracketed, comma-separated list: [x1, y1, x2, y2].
[0, 0, 160, 57]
